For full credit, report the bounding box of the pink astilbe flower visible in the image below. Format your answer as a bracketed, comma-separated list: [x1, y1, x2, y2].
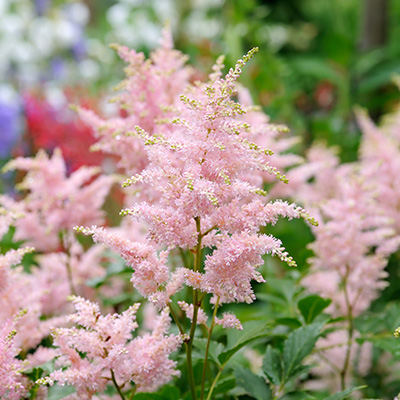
[79, 47, 316, 308]
[76, 226, 171, 304]
[178, 301, 208, 325]
[33, 238, 106, 315]
[77, 27, 192, 176]
[1, 148, 114, 252]
[215, 312, 243, 330]
[0, 319, 28, 400]
[43, 297, 183, 397]
[307, 329, 372, 393]
[124, 308, 184, 392]
[303, 171, 399, 317]
[357, 108, 400, 234]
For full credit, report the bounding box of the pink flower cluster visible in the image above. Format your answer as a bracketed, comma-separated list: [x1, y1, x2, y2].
[77, 45, 317, 316]
[43, 296, 183, 398]
[1, 149, 114, 252]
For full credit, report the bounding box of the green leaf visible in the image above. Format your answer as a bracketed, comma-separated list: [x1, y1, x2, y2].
[276, 317, 302, 329]
[366, 337, 400, 358]
[47, 385, 75, 400]
[262, 345, 283, 385]
[282, 322, 324, 382]
[218, 321, 269, 365]
[279, 391, 316, 400]
[193, 338, 224, 365]
[159, 385, 181, 400]
[213, 377, 236, 395]
[133, 394, 167, 400]
[234, 366, 271, 400]
[324, 386, 366, 400]
[298, 295, 331, 324]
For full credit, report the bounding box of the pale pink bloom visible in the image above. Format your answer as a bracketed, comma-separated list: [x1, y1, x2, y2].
[308, 329, 372, 393]
[201, 232, 294, 304]
[124, 308, 184, 392]
[0, 319, 27, 400]
[1, 149, 113, 252]
[177, 301, 208, 325]
[44, 298, 183, 396]
[77, 225, 170, 302]
[215, 312, 243, 330]
[26, 346, 58, 369]
[304, 172, 398, 316]
[357, 109, 400, 234]
[33, 238, 106, 315]
[77, 27, 192, 177]
[78, 47, 315, 308]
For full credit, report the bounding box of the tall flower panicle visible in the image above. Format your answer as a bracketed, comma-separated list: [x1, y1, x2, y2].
[76, 27, 192, 176]
[357, 108, 400, 234]
[303, 169, 398, 317]
[78, 47, 317, 311]
[42, 297, 183, 397]
[1, 148, 114, 251]
[0, 319, 28, 400]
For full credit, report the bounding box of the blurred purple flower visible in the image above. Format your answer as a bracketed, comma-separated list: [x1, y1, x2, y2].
[34, 0, 50, 16]
[50, 57, 66, 80]
[72, 34, 87, 61]
[0, 100, 21, 158]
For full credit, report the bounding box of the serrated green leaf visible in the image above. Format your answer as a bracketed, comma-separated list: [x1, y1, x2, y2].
[298, 295, 331, 324]
[324, 385, 366, 400]
[218, 322, 269, 365]
[262, 345, 282, 385]
[193, 338, 224, 366]
[282, 322, 324, 382]
[234, 366, 271, 400]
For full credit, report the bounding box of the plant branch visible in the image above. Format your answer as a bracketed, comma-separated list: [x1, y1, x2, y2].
[200, 296, 220, 400]
[111, 369, 126, 400]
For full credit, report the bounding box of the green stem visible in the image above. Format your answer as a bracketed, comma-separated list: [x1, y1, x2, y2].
[200, 297, 220, 400]
[111, 369, 126, 400]
[169, 302, 185, 335]
[206, 367, 223, 400]
[186, 216, 204, 400]
[129, 386, 137, 400]
[340, 271, 355, 391]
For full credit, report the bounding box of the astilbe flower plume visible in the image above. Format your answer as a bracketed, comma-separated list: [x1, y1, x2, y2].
[286, 136, 400, 390]
[77, 27, 192, 176]
[1, 148, 114, 251]
[0, 318, 28, 400]
[42, 296, 184, 398]
[77, 46, 317, 319]
[357, 107, 400, 234]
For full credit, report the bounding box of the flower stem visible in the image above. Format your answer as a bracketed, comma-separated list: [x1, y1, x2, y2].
[111, 369, 126, 400]
[169, 302, 185, 335]
[200, 296, 220, 400]
[186, 216, 204, 400]
[340, 272, 354, 391]
[206, 367, 223, 400]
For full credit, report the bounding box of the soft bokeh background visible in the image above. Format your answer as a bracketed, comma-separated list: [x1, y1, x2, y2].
[1, 0, 400, 169]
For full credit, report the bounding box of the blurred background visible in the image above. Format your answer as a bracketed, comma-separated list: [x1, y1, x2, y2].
[1, 0, 400, 181]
